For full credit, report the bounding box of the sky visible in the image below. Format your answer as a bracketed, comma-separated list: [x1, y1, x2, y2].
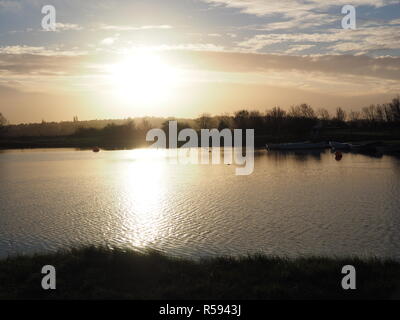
[0, 0, 399, 123]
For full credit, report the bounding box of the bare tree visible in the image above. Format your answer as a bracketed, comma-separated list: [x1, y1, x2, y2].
[362, 105, 377, 122]
[0, 113, 8, 126]
[233, 110, 250, 129]
[389, 96, 400, 122]
[348, 110, 360, 122]
[267, 107, 286, 120]
[317, 108, 330, 121]
[288, 104, 316, 119]
[196, 113, 213, 129]
[335, 107, 347, 122]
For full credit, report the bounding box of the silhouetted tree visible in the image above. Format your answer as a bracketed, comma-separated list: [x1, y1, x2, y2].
[217, 114, 232, 131]
[335, 107, 347, 122]
[267, 107, 286, 120]
[288, 104, 316, 119]
[389, 96, 400, 123]
[317, 108, 330, 121]
[0, 113, 9, 136]
[0, 113, 7, 126]
[196, 113, 213, 129]
[233, 110, 250, 129]
[348, 110, 360, 122]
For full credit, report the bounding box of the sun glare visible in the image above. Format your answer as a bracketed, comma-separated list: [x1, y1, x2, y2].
[107, 51, 180, 104]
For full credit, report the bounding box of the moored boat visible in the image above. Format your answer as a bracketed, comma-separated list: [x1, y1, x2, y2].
[266, 141, 329, 150]
[329, 141, 356, 150]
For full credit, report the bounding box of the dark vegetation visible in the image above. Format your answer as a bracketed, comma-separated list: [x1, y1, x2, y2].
[1, 96, 400, 149]
[0, 246, 399, 300]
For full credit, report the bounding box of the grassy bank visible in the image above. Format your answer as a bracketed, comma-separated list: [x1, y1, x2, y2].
[0, 247, 399, 300]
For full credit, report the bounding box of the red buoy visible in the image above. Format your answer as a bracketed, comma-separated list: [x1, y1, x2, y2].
[335, 151, 342, 161]
[93, 147, 100, 153]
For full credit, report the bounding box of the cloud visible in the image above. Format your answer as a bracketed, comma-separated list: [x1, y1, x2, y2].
[1, 46, 399, 82]
[0, 46, 90, 77]
[166, 50, 400, 81]
[99, 25, 173, 31]
[0, 0, 22, 11]
[237, 25, 400, 53]
[284, 45, 315, 54]
[0, 46, 86, 56]
[56, 23, 83, 31]
[203, 0, 396, 17]
[100, 38, 116, 46]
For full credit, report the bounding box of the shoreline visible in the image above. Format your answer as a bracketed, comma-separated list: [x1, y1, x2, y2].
[1, 246, 399, 300]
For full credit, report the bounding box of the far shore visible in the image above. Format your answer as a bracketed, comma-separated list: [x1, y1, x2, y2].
[1, 130, 400, 154]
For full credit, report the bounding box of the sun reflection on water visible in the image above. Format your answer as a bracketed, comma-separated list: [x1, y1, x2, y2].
[117, 149, 168, 249]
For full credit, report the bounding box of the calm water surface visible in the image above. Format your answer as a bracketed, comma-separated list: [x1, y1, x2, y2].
[0, 148, 399, 259]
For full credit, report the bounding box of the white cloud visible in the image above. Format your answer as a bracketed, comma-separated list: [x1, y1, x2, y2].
[203, 0, 396, 17]
[0, 45, 86, 56]
[56, 23, 83, 31]
[238, 26, 400, 53]
[99, 25, 173, 31]
[100, 38, 116, 46]
[285, 44, 315, 54]
[0, 0, 22, 11]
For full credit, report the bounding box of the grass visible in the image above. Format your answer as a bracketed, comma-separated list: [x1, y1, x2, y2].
[0, 246, 399, 300]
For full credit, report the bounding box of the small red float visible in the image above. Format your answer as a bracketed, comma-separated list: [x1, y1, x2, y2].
[335, 151, 343, 161]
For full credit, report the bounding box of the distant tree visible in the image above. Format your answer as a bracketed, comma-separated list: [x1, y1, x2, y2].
[375, 104, 385, 123]
[348, 110, 361, 122]
[267, 107, 286, 120]
[0, 113, 9, 136]
[0, 113, 7, 126]
[217, 114, 232, 130]
[335, 107, 347, 122]
[265, 107, 286, 134]
[139, 118, 152, 132]
[389, 96, 400, 123]
[316, 108, 330, 121]
[288, 105, 301, 118]
[196, 113, 213, 129]
[299, 103, 316, 119]
[233, 110, 250, 129]
[362, 105, 376, 123]
[248, 110, 264, 130]
[73, 116, 79, 122]
[288, 104, 316, 119]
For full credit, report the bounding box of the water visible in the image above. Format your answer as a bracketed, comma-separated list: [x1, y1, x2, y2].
[0, 148, 399, 259]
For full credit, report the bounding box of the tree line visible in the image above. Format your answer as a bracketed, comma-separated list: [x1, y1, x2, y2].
[1, 96, 399, 139]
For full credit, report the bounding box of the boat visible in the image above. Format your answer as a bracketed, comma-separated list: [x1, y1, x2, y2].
[329, 141, 356, 150]
[266, 141, 329, 150]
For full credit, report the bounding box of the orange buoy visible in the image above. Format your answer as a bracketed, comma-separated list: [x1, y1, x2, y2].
[335, 151, 342, 161]
[92, 147, 100, 153]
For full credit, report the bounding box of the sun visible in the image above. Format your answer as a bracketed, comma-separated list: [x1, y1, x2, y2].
[107, 51, 180, 104]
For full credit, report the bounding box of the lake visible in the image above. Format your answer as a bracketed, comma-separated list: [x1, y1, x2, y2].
[0, 148, 399, 259]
